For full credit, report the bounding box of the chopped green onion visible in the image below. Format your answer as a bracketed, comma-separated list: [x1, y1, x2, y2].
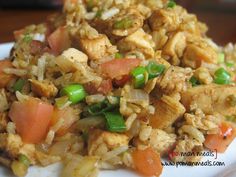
[104, 112, 126, 133]
[146, 61, 165, 79]
[214, 77, 230, 85]
[55, 96, 71, 108]
[87, 0, 94, 11]
[217, 53, 225, 63]
[11, 160, 28, 177]
[18, 154, 30, 167]
[190, 76, 200, 87]
[87, 97, 120, 116]
[114, 17, 133, 29]
[60, 84, 86, 104]
[226, 62, 234, 68]
[95, 9, 103, 18]
[13, 79, 26, 92]
[115, 52, 123, 59]
[23, 34, 32, 43]
[167, 0, 176, 8]
[214, 67, 231, 85]
[131, 66, 148, 89]
[226, 115, 236, 122]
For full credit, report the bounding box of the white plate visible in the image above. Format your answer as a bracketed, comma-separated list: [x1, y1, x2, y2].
[0, 43, 236, 177]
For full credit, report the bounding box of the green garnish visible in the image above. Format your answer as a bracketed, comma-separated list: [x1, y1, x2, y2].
[55, 96, 71, 108]
[13, 79, 26, 92]
[114, 17, 133, 29]
[18, 154, 30, 167]
[190, 76, 200, 87]
[87, 97, 120, 116]
[167, 0, 176, 8]
[115, 52, 123, 59]
[214, 67, 231, 85]
[146, 61, 165, 79]
[104, 112, 126, 133]
[95, 9, 103, 18]
[60, 84, 86, 104]
[217, 53, 225, 63]
[23, 34, 32, 43]
[131, 66, 148, 89]
[226, 62, 234, 68]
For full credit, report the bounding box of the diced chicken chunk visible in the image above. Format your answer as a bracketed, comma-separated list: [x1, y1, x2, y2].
[88, 129, 129, 156]
[30, 79, 58, 98]
[183, 41, 218, 69]
[181, 84, 236, 116]
[163, 32, 186, 65]
[156, 66, 192, 95]
[0, 133, 23, 158]
[109, 8, 144, 37]
[78, 34, 117, 61]
[149, 95, 186, 129]
[55, 48, 88, 73]
[117, 28, 155, 58]
[149, 9, 181, 32]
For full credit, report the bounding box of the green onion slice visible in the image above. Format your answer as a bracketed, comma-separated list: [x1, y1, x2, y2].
[115, 52, 123, 59]
[104, 112, 126, 133]
[131, 66, 148, 89]
[114, 17, 133, 29]
[214, 67, 231, 85]
[146, 61, 165, 79]
[189, 76, 200, 87]
[217, 53, 225, 63]
[18, 154, 30, 167]
[60, 84, 86, 104]
[13, 79, 26, 92]
[167, 0, 176, 8]
[87, 97, 120, 116]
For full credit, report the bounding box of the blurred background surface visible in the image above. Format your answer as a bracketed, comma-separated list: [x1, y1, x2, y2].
[0, 0, 236, 45]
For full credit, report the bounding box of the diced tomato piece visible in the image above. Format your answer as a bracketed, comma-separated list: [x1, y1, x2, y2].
[50, 107, 78, 136]
[9, 98, 54, 143]
[85, 79, 113, 95]
[97, 79, 113, 94]
[47, 26, 71, 55]
[132, 147, 163, 177]
[100, 58, 141, 79]
[204, 122, 235, 153]
[113, 75, 130, 88]
[0, 60, 15, 88]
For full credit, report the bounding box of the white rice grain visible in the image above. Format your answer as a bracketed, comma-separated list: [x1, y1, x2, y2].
[101, 8, 120, 20]
[37, 56, 46, 81]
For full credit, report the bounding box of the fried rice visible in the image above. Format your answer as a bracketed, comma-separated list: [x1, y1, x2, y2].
[0, 0, 236, 177]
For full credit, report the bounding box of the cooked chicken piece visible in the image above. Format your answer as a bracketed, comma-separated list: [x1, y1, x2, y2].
[35, 150, 61, 166]
[55, 48, 88, 73]
[138, 125, 176, 155]
[149, 9, 181, 32]
[156, 66, 193, 95]
[0, 113, 8, 133]
[183, 41, 218, 69]
[0, 89, 9, 112]
[108, 8, 144, 37]
[184, 109, 220, 134]
[172, 136, 203, 162]
[117, 28, 155, 58]
[151, 29, 168, 50]
[193, 67, 213, 85]
[30, 79, 58, 98]
[149, 95, 186, 129]
[88, 129, 129, 156]
[0, 133, 23, 158]
[78, 34, 117, 61]
[163, 32, 187, 65]
[181, 84, 236, 116]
